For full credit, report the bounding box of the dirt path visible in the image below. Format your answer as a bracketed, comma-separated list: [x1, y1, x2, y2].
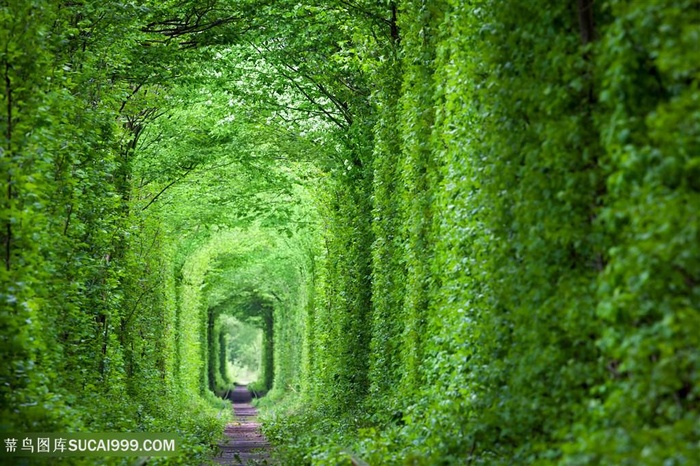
[215, 385, 270, 465]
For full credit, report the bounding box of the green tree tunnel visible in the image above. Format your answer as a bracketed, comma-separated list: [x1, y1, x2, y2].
[1, 1, 700, 465]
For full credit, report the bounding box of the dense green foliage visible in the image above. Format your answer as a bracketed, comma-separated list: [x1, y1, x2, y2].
[2, 0, 699, 465]
[258, 1, 700, 464]
[0, 1, 240, 464]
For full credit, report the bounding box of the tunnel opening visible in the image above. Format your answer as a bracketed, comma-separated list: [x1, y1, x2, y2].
[221, 316, 262, 385]
[207, 289, 276, 400]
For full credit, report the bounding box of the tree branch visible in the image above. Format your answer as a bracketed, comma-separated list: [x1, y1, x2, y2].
[576, 0, 595, 45]
[140, 166, 196, 211]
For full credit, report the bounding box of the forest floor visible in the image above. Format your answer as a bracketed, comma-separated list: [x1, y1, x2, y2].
[214, 385, 270, 465]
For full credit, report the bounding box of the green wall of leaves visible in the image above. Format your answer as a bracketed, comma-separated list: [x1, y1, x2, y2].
[267, 0, 700, 464]
[0, 2, 228, 464]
